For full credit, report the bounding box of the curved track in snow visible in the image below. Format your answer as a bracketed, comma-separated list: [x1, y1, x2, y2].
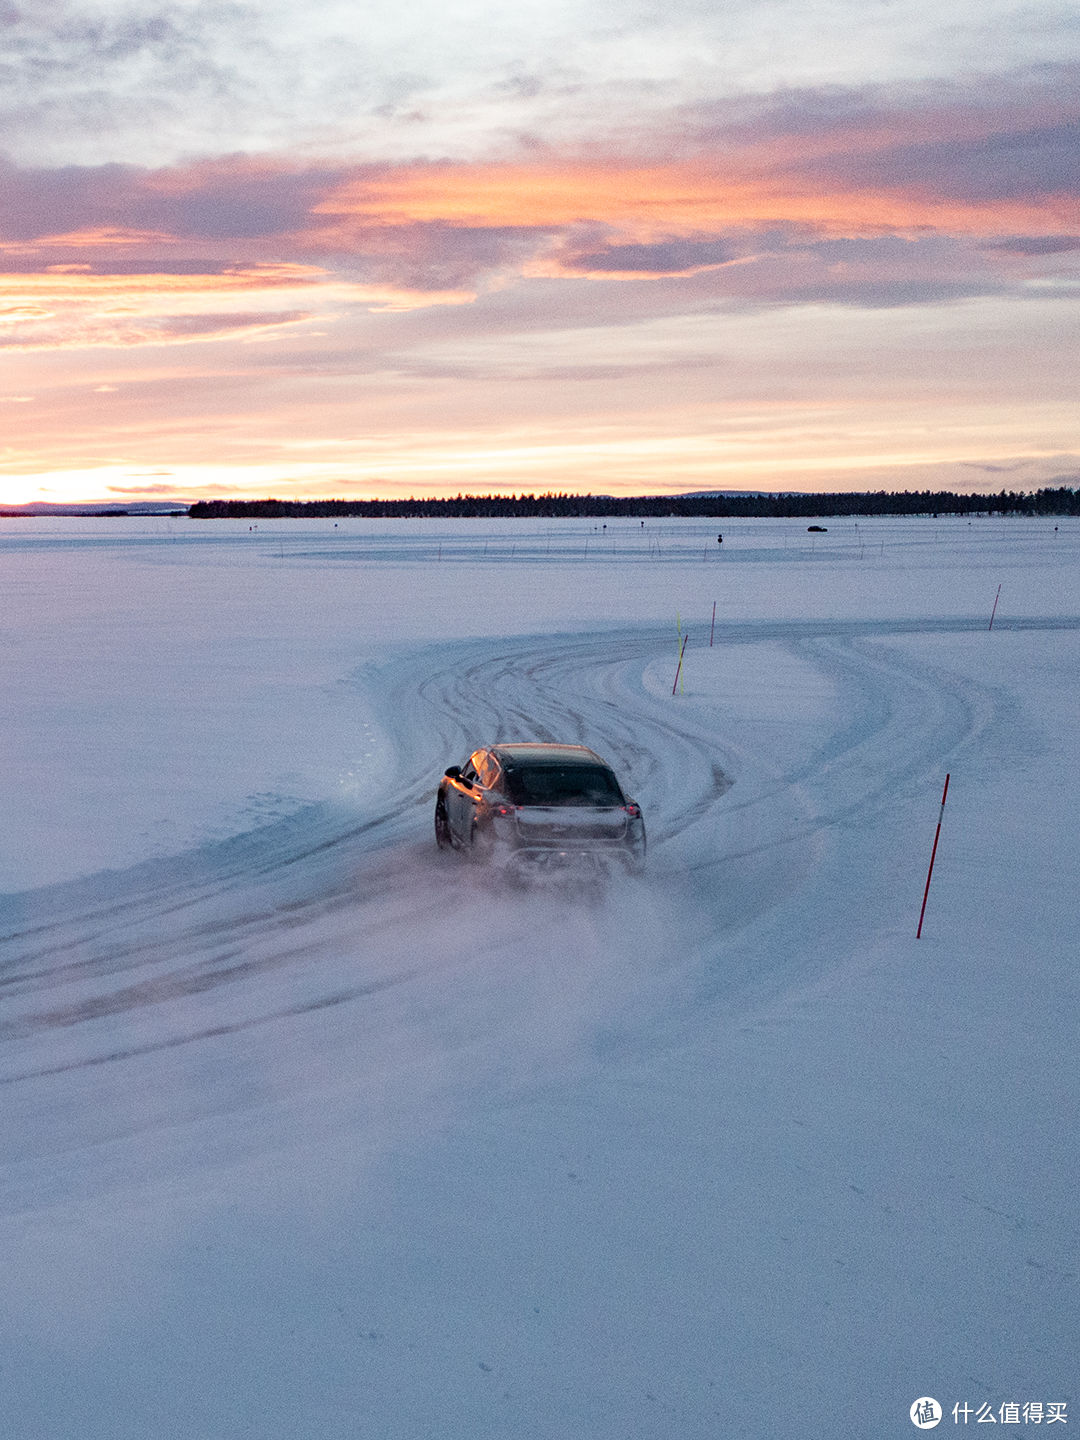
[0, 618, 1023, 1205]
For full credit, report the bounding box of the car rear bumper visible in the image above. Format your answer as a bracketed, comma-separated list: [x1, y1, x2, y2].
[497, 836, 644, 873]
[482, 805, 646, 872]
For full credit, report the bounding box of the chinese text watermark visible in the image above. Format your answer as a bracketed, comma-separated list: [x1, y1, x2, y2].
[913, 1399, 1068, 1427]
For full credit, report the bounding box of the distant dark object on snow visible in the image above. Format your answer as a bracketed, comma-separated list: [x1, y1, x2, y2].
[807, 525, 827, 532]
[717, 533, 723, 544]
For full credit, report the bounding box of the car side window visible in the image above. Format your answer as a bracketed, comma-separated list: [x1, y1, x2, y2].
[460, 757, 481, 785]
[477, 753, 500, 790]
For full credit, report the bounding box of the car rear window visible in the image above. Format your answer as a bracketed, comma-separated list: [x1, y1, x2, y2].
[502, 764, 624, 807]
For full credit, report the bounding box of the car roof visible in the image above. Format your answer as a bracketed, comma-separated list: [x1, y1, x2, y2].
[489, 743, 608, 768]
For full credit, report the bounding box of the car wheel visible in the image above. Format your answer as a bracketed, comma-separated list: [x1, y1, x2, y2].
[435, 798, 452, 850]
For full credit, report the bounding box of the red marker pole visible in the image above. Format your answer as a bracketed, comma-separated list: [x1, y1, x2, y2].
[916, 774, 950, 939]
[672, 635, 688, 695]
[710, 601, 716, 647]
[988, 584, 1001, 631]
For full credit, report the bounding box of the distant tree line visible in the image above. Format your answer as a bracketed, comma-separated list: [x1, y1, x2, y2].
[188, 487, 1080, 520]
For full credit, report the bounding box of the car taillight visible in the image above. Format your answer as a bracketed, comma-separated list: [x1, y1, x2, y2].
[492, 803, 515, 816]
[622, 803, 641, 818]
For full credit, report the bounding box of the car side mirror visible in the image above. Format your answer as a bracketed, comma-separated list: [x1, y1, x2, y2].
[444, 765, 461, 780]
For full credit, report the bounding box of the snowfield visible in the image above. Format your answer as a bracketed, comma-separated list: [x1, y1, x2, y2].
[0, 515, 1076, 1439]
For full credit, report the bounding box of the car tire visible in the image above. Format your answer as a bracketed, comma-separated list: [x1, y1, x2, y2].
[435, 798, 452, 850]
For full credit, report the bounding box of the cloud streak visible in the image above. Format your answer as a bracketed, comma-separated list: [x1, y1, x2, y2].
[0, 261, 477, 350]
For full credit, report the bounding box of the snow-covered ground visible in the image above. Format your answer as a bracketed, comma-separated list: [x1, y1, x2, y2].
[0, 514, 1075, 1439]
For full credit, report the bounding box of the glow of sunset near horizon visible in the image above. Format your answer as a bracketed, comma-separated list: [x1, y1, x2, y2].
[0, 0, 1077, 504]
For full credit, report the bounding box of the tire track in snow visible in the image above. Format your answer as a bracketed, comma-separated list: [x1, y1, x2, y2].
[0, 621, 1018, 1009]
[0, 618, 1033, 1197]
[0, 622, 1012, 1047]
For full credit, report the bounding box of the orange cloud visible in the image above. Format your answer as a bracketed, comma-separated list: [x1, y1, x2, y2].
[0, 79, 1075, 361]
[0, 228, 176, 256]
[0, 264, 473, 349]
[0, 263, 328, 301]
[308, 159, 1079, 247]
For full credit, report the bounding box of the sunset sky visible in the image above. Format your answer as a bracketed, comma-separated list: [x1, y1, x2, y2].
[1, 0, 1078, 503]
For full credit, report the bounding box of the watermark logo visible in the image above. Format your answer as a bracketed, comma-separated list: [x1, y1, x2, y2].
[912, 1398, 943, 1429]
[910, 1396, 1067, 1425]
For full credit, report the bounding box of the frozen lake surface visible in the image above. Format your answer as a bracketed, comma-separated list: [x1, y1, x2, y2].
[0, 513, 1076, 1437]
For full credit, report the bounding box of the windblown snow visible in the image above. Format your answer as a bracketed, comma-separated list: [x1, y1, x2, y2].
[0, 514, 1075, 1438]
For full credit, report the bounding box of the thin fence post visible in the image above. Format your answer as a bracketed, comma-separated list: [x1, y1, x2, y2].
[988, 584, 1001, 630]
[672, 635, 688, 695]
[916, 774, 950, 939]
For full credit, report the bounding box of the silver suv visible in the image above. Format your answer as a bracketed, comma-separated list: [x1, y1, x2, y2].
[435, 743, 645, 873]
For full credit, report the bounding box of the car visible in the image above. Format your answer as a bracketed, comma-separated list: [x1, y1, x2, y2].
[435, 743, 646, 874]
